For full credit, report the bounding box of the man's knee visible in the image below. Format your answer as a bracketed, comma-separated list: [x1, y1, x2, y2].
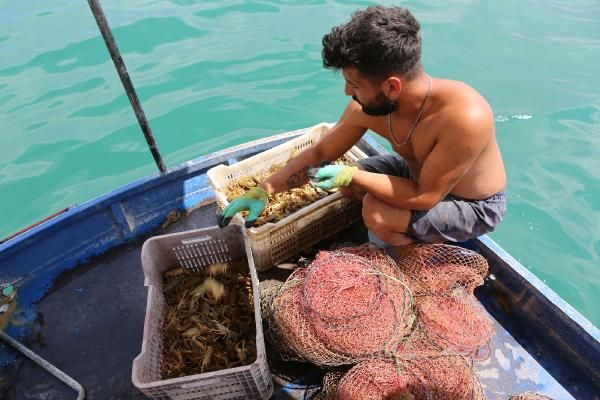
[362, 193, 412, 233]
[361, 193, 381, 230]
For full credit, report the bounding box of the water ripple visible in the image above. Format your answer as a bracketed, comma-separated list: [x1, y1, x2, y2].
[0, 0, 599, 327]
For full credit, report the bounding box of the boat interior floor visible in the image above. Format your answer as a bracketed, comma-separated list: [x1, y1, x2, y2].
[0, 204, 589, 399]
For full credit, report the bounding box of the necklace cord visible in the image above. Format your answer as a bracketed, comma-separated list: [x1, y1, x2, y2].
[389, 75, 432, 148]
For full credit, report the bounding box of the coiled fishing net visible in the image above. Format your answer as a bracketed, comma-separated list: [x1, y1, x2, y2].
[262, 243, 494, 398]
[394, 321, 445, 359]
[391, 244, 494, 359]
[318, 355, 485, 400]
[391, 244, 488, 295]
[263, 268, 355, 366]
[262, 244, 414, 366]
[317, 370, 346, 400]
[417, 289, 494, 359]
[302, 250, 413, 357]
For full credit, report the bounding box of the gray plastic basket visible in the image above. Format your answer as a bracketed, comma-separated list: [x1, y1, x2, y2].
[132, 224, 273, 399]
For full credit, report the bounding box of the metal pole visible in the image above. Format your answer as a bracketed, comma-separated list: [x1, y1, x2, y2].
[0, 330, 85, 400]
[86, 0, 167, 173]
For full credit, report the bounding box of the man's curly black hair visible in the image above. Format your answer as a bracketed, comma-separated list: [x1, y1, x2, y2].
[322, 6, 422, 82]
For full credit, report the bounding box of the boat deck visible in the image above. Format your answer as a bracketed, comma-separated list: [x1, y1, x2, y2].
[0, 203, 595, 399]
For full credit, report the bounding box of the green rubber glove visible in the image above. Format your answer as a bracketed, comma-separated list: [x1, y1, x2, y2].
[313, 165, 358, 190]
[218, 187, 269, 228]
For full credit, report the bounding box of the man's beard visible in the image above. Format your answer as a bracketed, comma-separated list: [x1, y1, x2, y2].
[353, 92, 398, 116]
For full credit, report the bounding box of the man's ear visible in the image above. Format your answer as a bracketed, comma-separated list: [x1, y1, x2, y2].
[382, 76, 402, 99]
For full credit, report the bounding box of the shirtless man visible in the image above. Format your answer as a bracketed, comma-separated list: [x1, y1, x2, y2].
[218, 5, 507, 245]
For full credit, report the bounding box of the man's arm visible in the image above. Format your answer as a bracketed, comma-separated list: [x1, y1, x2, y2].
[261, 101, 367, 194]
[350, 108, 493, 210]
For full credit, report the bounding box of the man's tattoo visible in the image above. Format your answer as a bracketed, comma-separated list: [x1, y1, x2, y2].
[286, 168, 308, 189]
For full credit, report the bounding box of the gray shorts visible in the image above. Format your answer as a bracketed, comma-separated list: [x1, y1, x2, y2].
[358, 154, 507, 243]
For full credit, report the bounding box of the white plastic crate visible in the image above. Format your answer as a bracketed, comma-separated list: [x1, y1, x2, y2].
[207, 123, 367, 270]
[132, 225, 273, 400]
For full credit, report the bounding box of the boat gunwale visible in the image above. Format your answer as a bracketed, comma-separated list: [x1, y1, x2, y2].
[0, 125, 598, 397]
[1, 125, 597, 343]
[0, 126, 314, 255]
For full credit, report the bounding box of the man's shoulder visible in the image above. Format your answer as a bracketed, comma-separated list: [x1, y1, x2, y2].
[439, 79, 490, 109]
[436, 79, 493, 127]
[426, 79, 494, 148]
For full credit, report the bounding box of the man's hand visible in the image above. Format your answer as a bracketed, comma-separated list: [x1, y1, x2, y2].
[313, 165, 358, 190]
[218, 187, 269, 228]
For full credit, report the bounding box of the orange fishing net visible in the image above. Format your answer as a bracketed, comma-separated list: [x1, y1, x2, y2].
[262, 245, 413, 366]
[262, 243, 494, 399]
[418, 289, 493, 359]
[263, 269, 354, 366]
[318, 356, 485, 400]
[391, 243, 488, 295]
[302, 250, 413, 357]
[391, 244, 493, 359]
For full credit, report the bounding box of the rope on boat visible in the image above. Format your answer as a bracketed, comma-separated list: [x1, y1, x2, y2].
[86, 0, 167, 173]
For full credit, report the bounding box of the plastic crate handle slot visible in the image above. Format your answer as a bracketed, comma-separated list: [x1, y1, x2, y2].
[180, 376, 234, 389]
[181, 236, 213, 244]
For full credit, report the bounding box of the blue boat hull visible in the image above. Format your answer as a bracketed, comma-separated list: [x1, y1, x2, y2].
[0, 126, 598, 399]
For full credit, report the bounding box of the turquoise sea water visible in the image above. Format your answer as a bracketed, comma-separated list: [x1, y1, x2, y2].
[1, 1, 599, 326]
